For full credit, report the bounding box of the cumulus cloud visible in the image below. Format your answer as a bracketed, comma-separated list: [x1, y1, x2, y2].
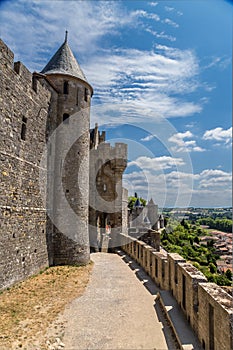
[128, 156, 185, 170]
[198, 169, 232, 188]
[140, 135, 155, 142]
[124, 166, 232, 207]
[203, 127, 232, 146]
[168, 131, 205, 152]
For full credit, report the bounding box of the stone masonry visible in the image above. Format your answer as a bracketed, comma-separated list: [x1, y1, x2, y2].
[0, 36, 128, 289]
[0, 39, 51, 288]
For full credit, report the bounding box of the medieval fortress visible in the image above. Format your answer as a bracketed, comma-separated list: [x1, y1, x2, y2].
[0, 36, 232, 350]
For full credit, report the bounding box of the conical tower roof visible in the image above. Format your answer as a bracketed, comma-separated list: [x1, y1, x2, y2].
[148, 198, 155, 206]
[134, 198, 142, 208]
[41, 32, 89, 84]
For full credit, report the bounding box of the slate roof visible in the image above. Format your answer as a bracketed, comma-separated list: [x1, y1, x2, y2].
[41, 35, 88, 83]
[134, 198, 142, 207]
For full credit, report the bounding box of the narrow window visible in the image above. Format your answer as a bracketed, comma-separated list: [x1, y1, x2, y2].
[209, 304, 214, 350]
[21, 116, 27, 141]
[63, 113, 69, 124]
[76, 87, 79, 105]
[32, 75, 37, 92]
[182, 274, 186, 310]
[155, 258, 158, 277]
[162, 260, 165, 278]
[63, 81, 69, 94]
[175, 263, 178, 284]
[103, 183, 107, 192]
[84, 87, 88, 102]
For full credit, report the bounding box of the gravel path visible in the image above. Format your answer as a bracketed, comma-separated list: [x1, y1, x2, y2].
[50, 252, 177, 350]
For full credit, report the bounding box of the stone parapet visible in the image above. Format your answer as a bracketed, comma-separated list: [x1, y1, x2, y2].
[119, 232, 233, 350]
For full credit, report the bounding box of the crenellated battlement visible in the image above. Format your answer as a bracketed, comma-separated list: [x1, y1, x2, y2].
[0, 39, 14, 67]
[120, 233, 233, 350]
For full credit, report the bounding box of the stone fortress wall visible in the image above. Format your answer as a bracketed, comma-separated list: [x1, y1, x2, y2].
[0, 38, 128, 288]
[0, 39, 51, 289]
[1, 37, 232, 349]
[89, 124, 127, 250]
[120, 234, 233, 350]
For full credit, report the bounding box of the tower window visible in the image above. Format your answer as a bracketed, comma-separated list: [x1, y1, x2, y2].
[84, 88, 88, 102]
[21, 116, 27, 141]
[63, 81, 69, 94]
[76, 87, 79, 105]
[32, 75, 37, 92]
[103, 184, 107, 192]
[63, 113, 69, 123]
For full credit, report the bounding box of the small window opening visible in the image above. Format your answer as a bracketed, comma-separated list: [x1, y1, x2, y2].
[63, 81, 69, 94]
[66, 189, 69, 193]
[22, 257, 25, 262]
[32, 75, 37, 92]
[155, 258, 158, 277]
[103, 184, 107, 192]
[21, 116, 27, 141]
[84, 88, 88, 102]
[175, 263, 178, 284]
[63, 113, 69, 124]
[34, 249, 37, 253]
[76, 87, 79, 105]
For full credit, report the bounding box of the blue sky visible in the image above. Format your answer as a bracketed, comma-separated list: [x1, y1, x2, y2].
[0, 0, 232, 208]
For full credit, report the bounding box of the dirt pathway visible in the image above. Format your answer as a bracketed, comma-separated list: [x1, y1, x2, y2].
[50, 252, 176, 350]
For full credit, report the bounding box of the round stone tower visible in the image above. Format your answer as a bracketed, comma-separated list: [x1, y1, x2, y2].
[41, 32, 93, 265]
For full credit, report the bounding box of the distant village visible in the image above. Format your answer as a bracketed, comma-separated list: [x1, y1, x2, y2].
[199, 228, 233, 274]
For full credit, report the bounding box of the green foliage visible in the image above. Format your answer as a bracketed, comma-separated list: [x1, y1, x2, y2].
[198, 217, 232, 233]
[160, 218, 232, 287]
[225, 269, 232, 280]
[128, 196, 146, 210]
[209, 263, 217, 274]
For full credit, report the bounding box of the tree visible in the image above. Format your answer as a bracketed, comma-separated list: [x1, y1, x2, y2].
[181, 219, 189, 230]
[225, 269, 232, 280]
[128, 196, 146, 210]
[209, 263, 217, 274]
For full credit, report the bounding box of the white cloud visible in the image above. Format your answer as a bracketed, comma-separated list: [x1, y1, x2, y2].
[0, 0, 132, 70]
[146, 28, 176, 42]
[162, 18, 179, 28]
[1, 0, 205, 125]
[165, 6, 175, 12]
[128, 156, 185, 170]
[203, 127, 232, 146]
[164, 6, 183, 16]
[168, 131, 205, 153]
[140, 135, 155, 142]
[131, 9, 160, 21]
[149, 2, 158, 7]
[203, 56, 231, 71]
[198, 169, 232, 189]
[124, 166, 232, 207]
[85, 46, 202, 124]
